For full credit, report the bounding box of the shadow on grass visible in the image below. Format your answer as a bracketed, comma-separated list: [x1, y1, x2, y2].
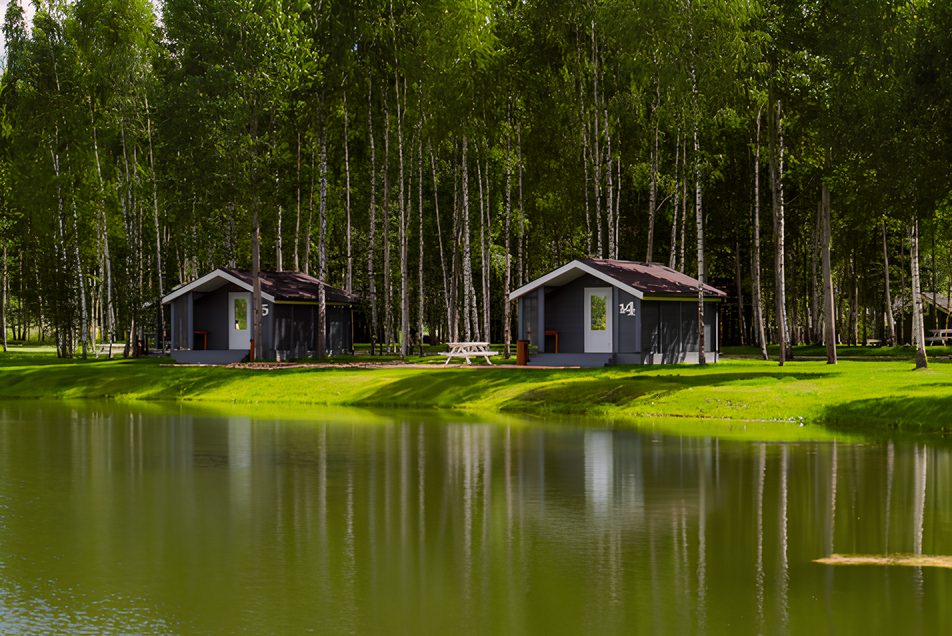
[0, 359, 239, 402]
[821, 394, 952, 437]
[344, 366, 834, 415]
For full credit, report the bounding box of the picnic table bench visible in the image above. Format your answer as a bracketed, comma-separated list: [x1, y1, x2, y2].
[94, 342, 126, 357]
[442, 342, 498, 365]
[925, 329, 952, 345]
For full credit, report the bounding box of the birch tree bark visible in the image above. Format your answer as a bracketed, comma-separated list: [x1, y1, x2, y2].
[591, 23, 603, 258]
[518, 122, 525, 284]
[418, 123, 425, 355]
[810, 208, 819, 343]
[344, 90, 352, 292]
[734, 238, 746, 345]
[275, 145, 283, 271]
[750, 112, 768, 360]
[909, 221, 928, 369]
[1, 240, 6, 352]
[145, 96, 164, 351]
[91, 118, 114, 357]
[646, 85, 659, 262]
[605, 101, 615, 260]
[450, 144, 460, 342]
[462, 132, 475, 342]
[295, 132, 301, 271]
[503, 101, 513, 358]
[669, 130, 680, 269]
[383, 84, 392, 352]
[899, 243, 907, 344]
[688, 35, 705, 365]
[615, 155, 621, 260]
[305, 138, 315, 277]
[318, 104, 328, 358]
[367, 76, 378, 353]
[821, 173, 837, 363]
[397, 74, 408, 357]
[429, 138, 451, 341]
[483, 141, 492, 342]
[768, 93, 791, 364]
[578, 47, 592, 258]
[882, 220, 897, 345]
[477, 155, 488, 343]
[680, 135, 687, 273]
[250, 110, 263, 361]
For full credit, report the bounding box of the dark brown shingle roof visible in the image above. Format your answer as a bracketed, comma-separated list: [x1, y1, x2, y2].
[224, 269, 360, 304]
[579, 259, 726, 297]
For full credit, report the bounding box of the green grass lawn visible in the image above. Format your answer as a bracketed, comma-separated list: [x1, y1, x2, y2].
[722, 343, 952, 358]
[2, 345, 952, 438]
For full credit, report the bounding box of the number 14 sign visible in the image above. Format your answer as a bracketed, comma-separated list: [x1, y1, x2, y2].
[618, 302, 636, 316]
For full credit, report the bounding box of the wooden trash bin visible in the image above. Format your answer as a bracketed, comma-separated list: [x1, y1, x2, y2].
[516, 340, 529, 366]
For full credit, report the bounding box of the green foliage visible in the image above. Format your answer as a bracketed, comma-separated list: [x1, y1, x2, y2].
[3, 348, 952, 436]
[1, 0, 951, 356]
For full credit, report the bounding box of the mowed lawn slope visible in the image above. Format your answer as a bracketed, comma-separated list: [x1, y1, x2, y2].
[1, 348, 951, 434]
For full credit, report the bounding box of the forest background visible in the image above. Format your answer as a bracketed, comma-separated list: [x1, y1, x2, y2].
[0, 0, 950, 364]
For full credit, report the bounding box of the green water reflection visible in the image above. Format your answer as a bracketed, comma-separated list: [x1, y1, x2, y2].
[0, 401, 949, 634]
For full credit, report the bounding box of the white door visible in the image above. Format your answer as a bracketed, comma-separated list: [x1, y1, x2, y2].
[229, 292, 252, 350]
[584, 288, 613, 353]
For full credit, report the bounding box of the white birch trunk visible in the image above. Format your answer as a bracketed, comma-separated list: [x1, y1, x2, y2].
[579, 51, 592, 258]
[145, 97, 164, 352]
[689, 47, 705, 365]
[91, 118, 114, 356]
[483, 142, 492, 342]
[909, 221, 928, 369]
[679, 136, 687, 273]
[605, 102, 615, 260]
[591, 23, 603, 258]
[367, 76, 378, 351]
[397, 75, 408, 357]
[752, 110, 768, 361]
[305, 138, 315, 277]
[1, 241, 6, 352]
[429, 138, 451, 341]
[646, 88, 659, 263]
[318, 105, 328, 358]
[734, 238, 746, 345]
[383, 85, 392, 351]
[882, 220, 896, 345]
[769, 93, 790, 364]
[615, 155, 621, 259]
[478, 157, 488, 343]
[462, 133, 475, 342]
[669, 130, 680, 269]
[418, 123, 425, 355]
[295, 132, 301, 272]
[344, 90, 352, 292]
[518, 122, 525, 285]
[504, 101, 513, 358]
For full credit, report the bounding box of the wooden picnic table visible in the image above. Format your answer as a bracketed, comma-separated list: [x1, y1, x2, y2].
[443, 342, 498, 365]
[926, 329, 952, 345]
[94, 342, 126, 357]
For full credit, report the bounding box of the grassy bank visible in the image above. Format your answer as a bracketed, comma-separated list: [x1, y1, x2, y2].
[2, 346, 951, 436]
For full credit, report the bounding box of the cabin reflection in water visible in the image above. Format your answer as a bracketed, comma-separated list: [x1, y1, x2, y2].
[1, 405, 950, 634]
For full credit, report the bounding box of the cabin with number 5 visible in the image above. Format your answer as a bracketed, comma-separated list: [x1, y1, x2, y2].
[508, 259, 726, 366]
[161, 269, 360, 364]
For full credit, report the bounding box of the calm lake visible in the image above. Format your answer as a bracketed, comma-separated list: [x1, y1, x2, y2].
[0, 401, 949, 634]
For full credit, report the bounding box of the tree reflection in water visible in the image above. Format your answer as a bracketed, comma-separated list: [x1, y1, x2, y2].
[0, 403, 951, 634]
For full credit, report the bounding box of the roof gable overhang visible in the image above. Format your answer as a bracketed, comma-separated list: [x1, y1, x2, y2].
[508, 260, 644, 301]
[161, 269, 276, 305]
